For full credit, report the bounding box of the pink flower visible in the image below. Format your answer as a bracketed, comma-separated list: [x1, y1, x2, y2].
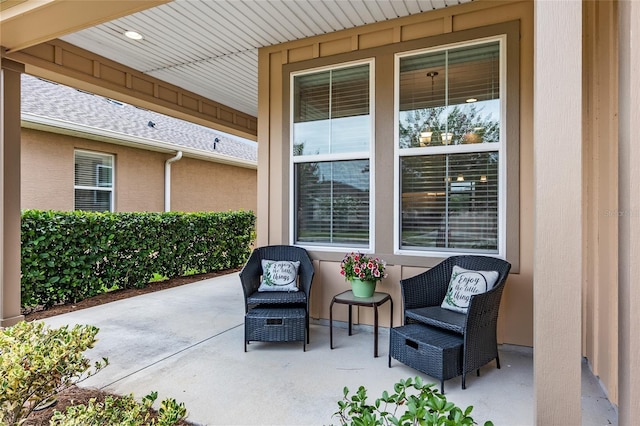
[340, 252, 386, 282]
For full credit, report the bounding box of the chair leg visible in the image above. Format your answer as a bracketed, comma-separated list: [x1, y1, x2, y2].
[496, 354, 501, 369]
[440, 380, 445, 394]
[477, 369, 480, 377]
[462, 373, 466, 390]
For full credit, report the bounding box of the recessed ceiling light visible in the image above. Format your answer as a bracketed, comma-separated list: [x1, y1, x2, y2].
[124, 31, 144, 40]
[466, 98, 478, 103]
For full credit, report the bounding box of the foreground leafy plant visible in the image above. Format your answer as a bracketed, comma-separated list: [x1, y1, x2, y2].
[49, 391, 187, 426]
[0, 321, 188, 425]
[0, 321, 108, 425]
[334, 376, 494, 426]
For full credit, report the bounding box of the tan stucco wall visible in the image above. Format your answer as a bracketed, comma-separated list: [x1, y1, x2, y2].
[21, 129, 74, 210]
[171, 157, 257, 213]
[258, 0, 535, 347]
[20, 128, 257, 213]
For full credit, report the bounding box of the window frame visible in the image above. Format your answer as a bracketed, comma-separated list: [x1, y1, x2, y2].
[289, 58, 376, 253]
[393, 35, 508, 258]
[74, 149, 115, 212]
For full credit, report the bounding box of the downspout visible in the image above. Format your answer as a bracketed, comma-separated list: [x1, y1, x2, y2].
[164, 151, 183, 212]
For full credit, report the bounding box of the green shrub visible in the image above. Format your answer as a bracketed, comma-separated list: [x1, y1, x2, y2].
[0, 321, 108, 425]
[334, 376, 493, 426]
[49, 391, 187, 426]
[21, 210, 255, 309]
[0, 321, 187, 426]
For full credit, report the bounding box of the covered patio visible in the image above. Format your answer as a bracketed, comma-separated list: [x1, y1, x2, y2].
[41, 272, 616, 425]
[3, 1, 640, 423]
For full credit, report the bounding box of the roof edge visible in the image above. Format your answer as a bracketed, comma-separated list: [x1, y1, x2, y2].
[21, 113, 257, 170]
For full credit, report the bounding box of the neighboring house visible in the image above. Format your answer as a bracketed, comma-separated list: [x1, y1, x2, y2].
[20, 75, 257, 213]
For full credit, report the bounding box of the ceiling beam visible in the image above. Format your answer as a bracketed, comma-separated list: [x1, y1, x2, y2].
[1, 0, 170, 53]
[5, 39, 257, 139]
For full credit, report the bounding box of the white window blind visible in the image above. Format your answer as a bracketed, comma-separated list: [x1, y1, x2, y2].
[397, 39, 503, 254]
[74, 150, 114, 212]
[401, 153, 499, 251]
[292, 62, 372, 248]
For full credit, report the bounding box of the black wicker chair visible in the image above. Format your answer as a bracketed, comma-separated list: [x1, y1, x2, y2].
[240, 245, 315, 350]
[400, 255, 511, 389]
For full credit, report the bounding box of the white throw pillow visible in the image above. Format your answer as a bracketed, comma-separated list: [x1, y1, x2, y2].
[441, 265, 499, 314]
[258, 259, 300, 292]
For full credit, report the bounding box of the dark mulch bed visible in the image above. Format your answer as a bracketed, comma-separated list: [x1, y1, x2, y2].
[22, 385, 193, 426]
[20, 268, 239, 425]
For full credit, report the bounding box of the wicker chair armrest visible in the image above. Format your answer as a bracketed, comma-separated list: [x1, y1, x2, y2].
[296, 252, 315, 299]
[239, 249, 262, 299]
[462, 278, 508, 373]
[400, 259, 453, 310]
[464, 279, 507, 332]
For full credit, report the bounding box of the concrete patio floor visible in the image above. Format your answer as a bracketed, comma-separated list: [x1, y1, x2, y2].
[41, 273, 617, 425]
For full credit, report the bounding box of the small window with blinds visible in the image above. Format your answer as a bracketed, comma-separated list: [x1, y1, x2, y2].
[397, 38, 503, 254]
[292, 61, 373, 248]
[74, 150, 114, 212]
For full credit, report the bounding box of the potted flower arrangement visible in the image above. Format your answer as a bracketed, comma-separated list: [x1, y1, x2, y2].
[340, 252, 387, 297]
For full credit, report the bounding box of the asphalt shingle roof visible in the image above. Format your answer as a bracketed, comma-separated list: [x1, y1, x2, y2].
[21, 75, 257, 163]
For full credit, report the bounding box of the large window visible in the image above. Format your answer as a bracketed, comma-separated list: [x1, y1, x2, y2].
[74, 150, 114, 212]
[292, 61, 373, 248]
[396, 38, 504, 255]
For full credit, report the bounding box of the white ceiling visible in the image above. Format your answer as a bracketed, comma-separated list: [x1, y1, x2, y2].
[60, 0, 472, 118]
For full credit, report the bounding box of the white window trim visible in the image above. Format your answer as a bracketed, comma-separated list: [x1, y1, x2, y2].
[393, 35, 507, 258]
[289, 58, 376, 253]
[74, 149, 115, 212]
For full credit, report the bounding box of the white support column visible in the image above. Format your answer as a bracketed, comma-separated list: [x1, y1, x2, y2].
[0, 58, 25, 327]
[618, 0, 640, 422]
[533, 1, 582, 423]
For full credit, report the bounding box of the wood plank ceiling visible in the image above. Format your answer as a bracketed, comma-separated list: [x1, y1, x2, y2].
[59, 0, 473, 118]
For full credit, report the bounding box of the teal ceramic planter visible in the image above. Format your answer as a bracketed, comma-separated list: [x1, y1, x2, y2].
[350, 278, 376, 297]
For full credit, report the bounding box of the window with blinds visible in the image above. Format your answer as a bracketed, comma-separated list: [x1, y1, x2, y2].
[397, 39, 503, 254]
[74, 150, 114, 212]
[292, 61, 372, 247]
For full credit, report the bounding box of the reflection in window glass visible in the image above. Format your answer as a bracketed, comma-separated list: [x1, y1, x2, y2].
[398, 41, 500, 149]
[397, 39, 502, 254]
[296, 160, 370, 246]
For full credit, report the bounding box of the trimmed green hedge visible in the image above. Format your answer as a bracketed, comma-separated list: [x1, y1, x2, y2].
[21, 210, 255, 309]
